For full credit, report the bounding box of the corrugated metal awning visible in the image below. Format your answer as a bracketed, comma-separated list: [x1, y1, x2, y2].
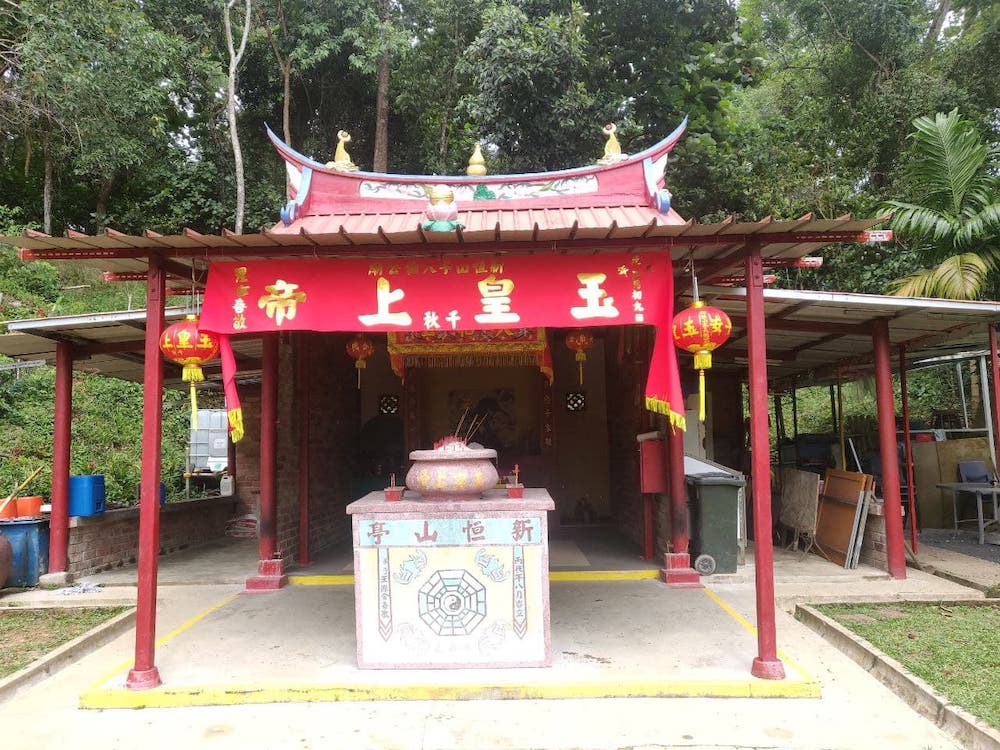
[1, 288, 997, 389]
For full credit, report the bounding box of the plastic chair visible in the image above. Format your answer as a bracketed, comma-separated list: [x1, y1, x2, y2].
[955, 460, 999, 539]
[957, 460, 992, 485]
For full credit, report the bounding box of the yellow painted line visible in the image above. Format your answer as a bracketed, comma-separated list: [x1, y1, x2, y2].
[289, 571, 659, 584]
[703, 587, 815, 684]
[84, 593, 241, 694]
[549, 570, 660, 581]
[288, 574, 355, 586]
[80, 676, 819, 709]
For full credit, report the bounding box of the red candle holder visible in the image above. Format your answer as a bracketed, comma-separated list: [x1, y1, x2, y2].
[384, 487, 404, 502]
[506, 484, 524, 499]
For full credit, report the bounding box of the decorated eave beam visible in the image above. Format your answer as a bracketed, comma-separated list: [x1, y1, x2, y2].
[680, 224, 888, 291]
[15, 229, 892, 262]
[102, 269, 209, 286]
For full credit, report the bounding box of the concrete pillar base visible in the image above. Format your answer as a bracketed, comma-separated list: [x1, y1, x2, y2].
[38, 571, 74, 588]
[245, 558, 288, 592]
[660, 552, 703, 588]
[125, 666, 162, 690]
[751, 656, 786, 680]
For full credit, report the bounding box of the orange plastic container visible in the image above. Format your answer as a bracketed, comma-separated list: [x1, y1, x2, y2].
[15, 496, 44, 517]
[0, 498, 16, 519]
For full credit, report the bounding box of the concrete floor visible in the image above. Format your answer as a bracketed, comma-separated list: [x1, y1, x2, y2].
[2, 522, 994, 748]
[0, 566, 984, 749]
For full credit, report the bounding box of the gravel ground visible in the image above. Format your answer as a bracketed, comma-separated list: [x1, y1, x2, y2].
[919, 527, 1000, 565]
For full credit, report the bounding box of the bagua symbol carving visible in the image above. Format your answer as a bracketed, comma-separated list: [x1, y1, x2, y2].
[475, 548, 510, 582]
[393, 551, 428, 584]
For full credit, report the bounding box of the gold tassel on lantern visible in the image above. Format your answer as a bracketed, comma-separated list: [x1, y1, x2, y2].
[693, 351, 712, 423]
[182, 363, 206, 429]
[355, 357, 366, 389]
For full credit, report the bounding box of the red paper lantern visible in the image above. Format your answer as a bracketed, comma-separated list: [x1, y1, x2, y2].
[672, 300, 732, 422]
[565, 329, 595, 385]
[346, 334, 375, 388]
[159, 314, 221, 429]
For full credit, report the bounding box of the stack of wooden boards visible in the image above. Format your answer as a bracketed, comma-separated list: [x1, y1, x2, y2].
[778, 467, 875, 569]
[815, 468, 875, 569]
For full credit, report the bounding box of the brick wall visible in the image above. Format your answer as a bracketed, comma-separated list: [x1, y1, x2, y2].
[230, 332, 363, 566]
[859, 504, 889, 572]
[233, 386, 261, 518]
[260, 333, 361, 564]
[66, 496, 237, 576]
[305, 333, 361, 558]
[605, 327, 665, 554]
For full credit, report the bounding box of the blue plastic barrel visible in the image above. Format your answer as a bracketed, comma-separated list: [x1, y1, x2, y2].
[68, 474, 105, 516]
[0, 519, 49, 587]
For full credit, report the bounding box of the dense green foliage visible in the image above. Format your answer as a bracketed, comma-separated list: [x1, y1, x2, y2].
[884, 110, 1000, 299]
[0, 1, 997, 493]
[0, 367, 193, 504]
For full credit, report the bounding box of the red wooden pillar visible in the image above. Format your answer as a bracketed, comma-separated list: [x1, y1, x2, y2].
[47, 341, 73, 575]
[660, 370, 700, 587]
[989, 324, 1000, 478]
[898, 345, 918, 554]
[745, 242, 785, 680]
[873, 319, 906, 579]
[125, 254, 166, 691]
[246, 332, 287, 590]
[297, 334, 311, 566]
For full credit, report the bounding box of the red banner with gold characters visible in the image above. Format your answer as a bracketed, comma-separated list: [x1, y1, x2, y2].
[200, 253, 684, 431]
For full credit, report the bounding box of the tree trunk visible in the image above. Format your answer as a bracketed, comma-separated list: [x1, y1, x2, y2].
[282, 59, 292, 145]
[95, 176, 115, 233]
[373, 52, 390, 173]
[43, 145, 52, 236]
[224, 0, 252, 235]
[925, 0, 952, 48]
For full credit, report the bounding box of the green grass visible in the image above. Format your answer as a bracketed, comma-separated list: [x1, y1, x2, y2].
[0, 607, 129, 678]
[818, 602, 1000, 728]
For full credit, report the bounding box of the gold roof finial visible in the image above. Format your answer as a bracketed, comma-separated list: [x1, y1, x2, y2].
[467, 143, 487, 176]
[598, 123, 627, 164]
[326, 129, 358, 172]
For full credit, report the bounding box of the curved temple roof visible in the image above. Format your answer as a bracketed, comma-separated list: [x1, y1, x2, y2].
[268, 120, 689, 224]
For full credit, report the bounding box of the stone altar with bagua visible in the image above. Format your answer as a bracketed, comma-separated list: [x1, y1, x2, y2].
[346, 432, 553, 669]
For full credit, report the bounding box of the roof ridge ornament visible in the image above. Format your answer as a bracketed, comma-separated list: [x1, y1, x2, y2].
[598, 123, 628, 165]
[467, 143, 487, 176]
[422, 185, 464, 233]
[326, 130, 359, 172]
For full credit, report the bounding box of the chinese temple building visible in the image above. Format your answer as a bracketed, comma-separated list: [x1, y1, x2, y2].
[6, 118, 928, 691]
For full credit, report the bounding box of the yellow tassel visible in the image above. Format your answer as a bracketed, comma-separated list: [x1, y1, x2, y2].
[698, 369, 706, 422]
[228, 407, 244, 443]
[183, 364, 205, 430]
[182, 363, 205, 382]
[190, 382, 199, 430]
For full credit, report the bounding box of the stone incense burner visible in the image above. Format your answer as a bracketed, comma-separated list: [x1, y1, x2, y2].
[405, 436, 499, 500]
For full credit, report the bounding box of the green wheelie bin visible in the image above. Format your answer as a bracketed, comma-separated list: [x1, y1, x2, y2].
[687, 472, 745, 575]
